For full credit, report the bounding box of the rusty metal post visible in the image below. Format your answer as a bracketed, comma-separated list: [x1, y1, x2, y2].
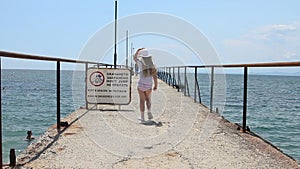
[126, 30, 128, 68]
[242, 67, 248, 132]
[184, 67, 187, 96]
[196, 75, 202, 104]
[168, 67, 171, 86]
[85, 63, 88, 109]
[194, 67, 197, 103]
[114, 0, 118, 68]
[177, 67, 180, 92]
[0, 57, 2, 168]
[210, 67, 214, 112]
[57, 61, 61, 130]
[9, 148, 16, 167]
[172, 67, 175, 87]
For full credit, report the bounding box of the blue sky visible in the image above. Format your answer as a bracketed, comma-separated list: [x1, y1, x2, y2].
[1, 0, 300, 72]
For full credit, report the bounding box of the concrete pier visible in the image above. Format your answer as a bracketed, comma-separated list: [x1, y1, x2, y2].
[15, 77, 299, 169]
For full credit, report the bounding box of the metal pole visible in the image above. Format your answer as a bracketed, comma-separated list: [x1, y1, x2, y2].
[196, 74, 202, 104]
[126, 30, 128, 68]
[165, 67, 167, 82]
[242, 67, 248, 132]
[210, 67, 214, 112]
[184, 67, 187, 96]
[168, 67, 171, 86]
[113, 0, 118, 68]
[0, 57, 3, 168]
[9, 148, 15, 167]
[172, 67, 175, 88]
[130, 43, 133, 70]
[57, 61, 61, 130]
[177, 67, 180, 92]
[163, 67, 165, 82]
[194, 67, 197, 103]
[85, 63, 88, 109]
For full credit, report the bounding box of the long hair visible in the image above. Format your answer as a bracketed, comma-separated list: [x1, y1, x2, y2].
[141, 56, 156, 77]
[142, 66, 156, 77]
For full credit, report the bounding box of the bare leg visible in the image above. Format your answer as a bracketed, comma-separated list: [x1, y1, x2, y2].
[145, 89, 153, 119]
[145, 89, 152, 111]
[138, 88, 146, 121]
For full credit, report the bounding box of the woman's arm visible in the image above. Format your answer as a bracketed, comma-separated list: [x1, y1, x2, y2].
[134, 48, 145, 62]
[153, 70, 158, 90]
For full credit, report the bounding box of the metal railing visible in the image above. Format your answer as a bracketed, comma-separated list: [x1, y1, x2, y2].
[0, 50, 119, 167]
[157, 61, 300, 133]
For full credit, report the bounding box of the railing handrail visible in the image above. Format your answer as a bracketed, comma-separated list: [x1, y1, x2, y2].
[3, 50, 298, 69]
[0, 50, 112, 66]
[157, 62, 300, 134]
[161, 61, 300, 69]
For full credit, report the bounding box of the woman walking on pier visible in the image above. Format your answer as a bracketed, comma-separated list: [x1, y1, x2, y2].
[134, 48, 158, 123]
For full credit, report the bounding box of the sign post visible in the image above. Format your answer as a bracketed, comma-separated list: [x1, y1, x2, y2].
[114, 0, 118, 68]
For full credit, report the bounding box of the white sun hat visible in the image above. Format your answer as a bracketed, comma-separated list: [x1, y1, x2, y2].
[138, 48, 152, 57]
[138, 48, 154, 68]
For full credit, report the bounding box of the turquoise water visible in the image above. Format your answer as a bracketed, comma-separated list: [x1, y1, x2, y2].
[1, 69, 85, 163]
[235, 74, 299, 161]
[1, 69, 299, 163]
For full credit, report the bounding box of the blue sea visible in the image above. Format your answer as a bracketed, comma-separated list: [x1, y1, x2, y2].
[1, 69, 299, 163]
[1, 69, 85, 163]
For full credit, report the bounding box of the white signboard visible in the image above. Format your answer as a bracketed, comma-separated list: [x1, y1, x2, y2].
[86, 68, 131, 105]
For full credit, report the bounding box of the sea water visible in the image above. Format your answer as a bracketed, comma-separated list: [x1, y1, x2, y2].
[1, 69, 299, 163]
[1, 69, 85, 163]
[226, 74, 300, 162]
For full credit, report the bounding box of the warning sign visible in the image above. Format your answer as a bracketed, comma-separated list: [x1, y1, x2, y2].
[86, 68, 131, 105]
